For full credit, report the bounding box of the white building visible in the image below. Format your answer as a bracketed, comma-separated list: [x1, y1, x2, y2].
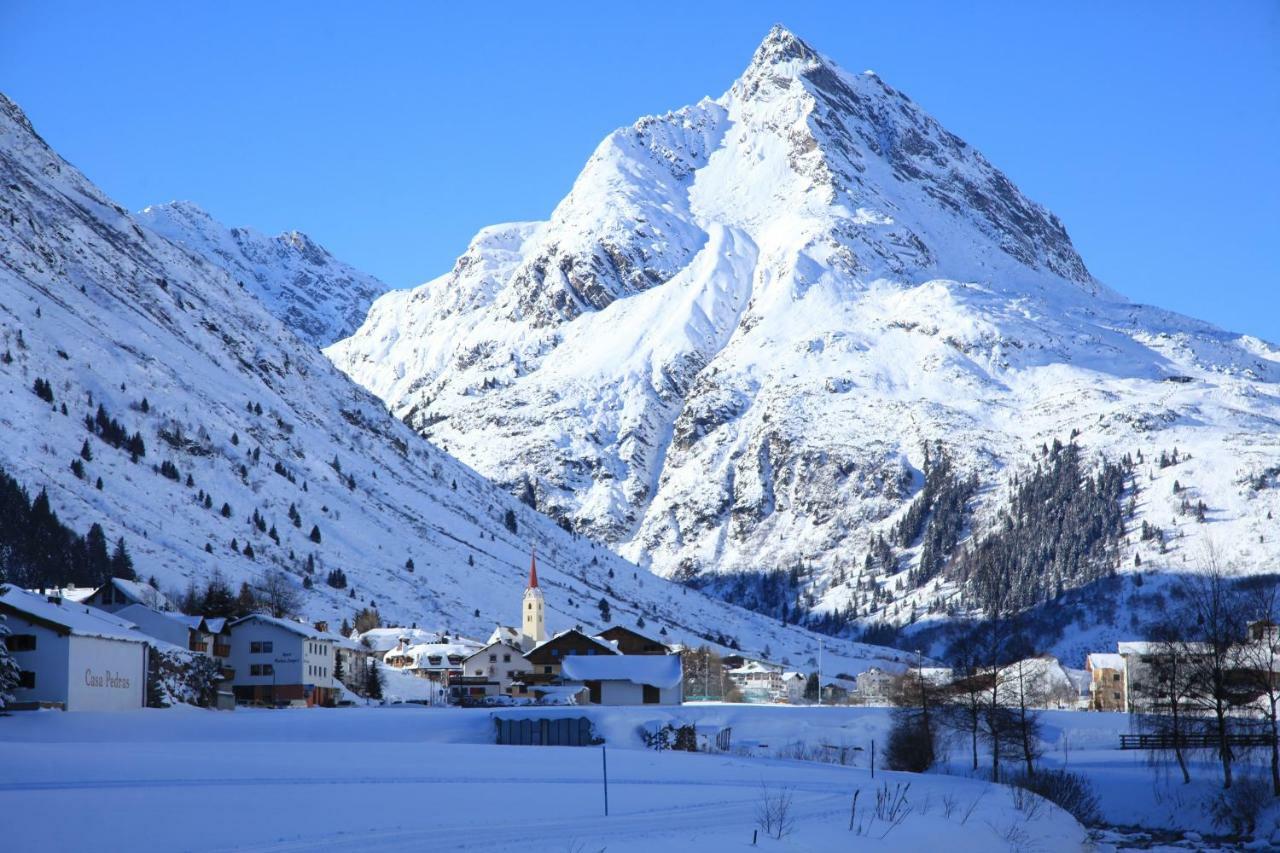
[458, 640, 533, 698]
[561, 654, 683, 705]
[854, 667, 896, 704]
[0, 586, 149, 711]
[383, 636, 483, 682]
[782, 672, 807, 704]
[226, 614, 338, 707]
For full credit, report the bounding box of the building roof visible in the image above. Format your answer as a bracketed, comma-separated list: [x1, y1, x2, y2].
[727, 661, 780, 676]
[228, 613, 330, 640]
[527, 549, 539, 589]
[91, 577, 173, 611]
[354, 626, 438, 653]
[463, 640, 526, 664]
[1087, 653, 1125, 670]
[561, 654, 682, 688]
[488, 624, 523, 646]
[0, 586, 147, 643]
[385, 639, 483, 668]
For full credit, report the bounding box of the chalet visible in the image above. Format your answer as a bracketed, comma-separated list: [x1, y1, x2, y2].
[1086, 653, 1127, 711]
[0, 586, 149, 711]
[524, 629, 618, 679]
[80, 577, 172, 614]
[782, 672, 807, 704]
[383, 636, 482, 682]
[597, 625, 671, 655]
[561, 654, 683, 705]
[727, 660, 784, 703]
[226, 614, 338, 707]
[354, 626, 437, 655]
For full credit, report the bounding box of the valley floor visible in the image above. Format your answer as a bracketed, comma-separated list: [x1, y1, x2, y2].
[0, 704, 1272, 851]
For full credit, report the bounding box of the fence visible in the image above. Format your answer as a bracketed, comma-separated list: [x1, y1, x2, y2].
[495, 716, 596, 746]
[1119, 732, 1277, 750]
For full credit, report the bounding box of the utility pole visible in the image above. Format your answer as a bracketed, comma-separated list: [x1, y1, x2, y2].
[817, 637, 823, 706]
[602, 745, 610, 816]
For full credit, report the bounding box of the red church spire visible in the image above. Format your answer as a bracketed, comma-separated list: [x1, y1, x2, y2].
[527, 548, 539, 589]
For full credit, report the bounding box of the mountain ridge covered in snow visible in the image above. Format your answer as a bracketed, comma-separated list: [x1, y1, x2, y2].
[138, 200, 387, 347]
[0, 88, 903, 675]
[327, 26, 1280, 629]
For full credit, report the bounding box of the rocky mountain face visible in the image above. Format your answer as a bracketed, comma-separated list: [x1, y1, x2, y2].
[138, 201, 386, 347]
[328, 27, 1280, 628]
[0, 89, 904, 675]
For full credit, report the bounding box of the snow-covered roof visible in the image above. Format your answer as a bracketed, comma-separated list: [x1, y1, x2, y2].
[385, 640, 480, 668]
[488, 625, 523, 645]
[229, 613, 329, 640]
[464, 640, 525, 663]
[728, 661, 780, 676]
[1117, 641, 1213, 656]
[98, 577, 173, 611]
[1087, 653, 1125, 670]
[354, 627, 438, 653]
[0, 586, 147, 643]
[561, 654, 682, 688]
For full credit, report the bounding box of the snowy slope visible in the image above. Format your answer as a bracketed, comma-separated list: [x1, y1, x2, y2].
[329, 26, 1280, 621]
[0, 89, 905, 676]
[138, 200, 386, 346]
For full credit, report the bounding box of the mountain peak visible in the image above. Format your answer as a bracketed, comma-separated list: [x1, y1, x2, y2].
[748, 24, 823, 72]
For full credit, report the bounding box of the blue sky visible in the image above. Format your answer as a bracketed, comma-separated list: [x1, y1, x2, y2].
[4, 2, 1278, 340]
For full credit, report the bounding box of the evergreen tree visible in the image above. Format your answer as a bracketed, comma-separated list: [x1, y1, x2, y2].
[84, 524, 110, 582]
[365, 659, 384, 700]
[0, 591, 22, 710]
[79, 439, 92, 461]
[309, 525, 322, 544]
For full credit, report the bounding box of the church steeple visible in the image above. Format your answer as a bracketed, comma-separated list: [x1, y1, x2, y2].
[521, 547, 546, 648]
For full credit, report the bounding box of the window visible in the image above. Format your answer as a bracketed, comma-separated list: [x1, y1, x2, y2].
[18, 671, 35, 689]
[502, 654, 511, 663]
[264, 664, 274, 676]
[1112, 673, 1121, 682]
[1113, 692, 1121, 700]
[251, 664, 261, 676]
[544, 666, 552, 674]
[4, 634, 36, 652]
[489, 654, 497, 662]
[250, 641, 274, 654]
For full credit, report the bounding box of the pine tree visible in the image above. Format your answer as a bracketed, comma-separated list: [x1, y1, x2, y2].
[0, 591, 22, 710]
[109, 537, 135, 581]
[79, 439, 93, 462]
[365, 659, 384, 700]
[309, 525, 322, 544]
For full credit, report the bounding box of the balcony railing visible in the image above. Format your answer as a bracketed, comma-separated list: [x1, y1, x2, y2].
[189, 641, 208, 653]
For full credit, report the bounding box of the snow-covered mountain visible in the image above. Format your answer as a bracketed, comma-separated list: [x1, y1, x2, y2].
[328, 26, 1280, 623]
[138, 201, 386, 346]
[0, 89, 906, 675]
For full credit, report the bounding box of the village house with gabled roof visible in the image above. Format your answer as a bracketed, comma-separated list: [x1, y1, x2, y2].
[81, 577, 172, 614]
[0, 586, 150, 711]
[561, 654, 683, 705]
[226, 614, 339, 707]
[597, 625, 670, 655]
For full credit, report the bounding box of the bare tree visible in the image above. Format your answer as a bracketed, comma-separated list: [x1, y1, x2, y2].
[256, 567, 300, 619]
[1133, 617, 1198, 785]
[1182, 546, 1249, 789]
[1238, 574, 1280, 796]
[1002, 656, 1045, 776]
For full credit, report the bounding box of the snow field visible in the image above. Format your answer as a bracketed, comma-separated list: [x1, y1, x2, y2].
[0, 705, 1092, 852]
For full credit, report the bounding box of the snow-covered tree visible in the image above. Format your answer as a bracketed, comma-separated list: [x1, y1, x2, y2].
[0, 588, 21, 710]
